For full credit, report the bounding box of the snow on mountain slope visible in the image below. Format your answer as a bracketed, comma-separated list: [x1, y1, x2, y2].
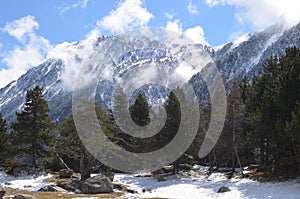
[1, 22, 300, 122]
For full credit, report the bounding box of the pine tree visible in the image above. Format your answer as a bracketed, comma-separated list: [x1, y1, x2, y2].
[57, 100, 119, 180]
[57, 113, 94, 180]
[285, 101, 300, 171]
[129, 94, 151, 127]
[243, 47, 300, 173]
[11, 86, 53, 168]
[227, 79, 245, 174]
[0, 114, 10, 163]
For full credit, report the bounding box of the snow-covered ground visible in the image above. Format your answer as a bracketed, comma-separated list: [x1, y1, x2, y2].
[114, 168, 300, 199]
[0, 171, 54, 191]
[0, 168, 300, 199]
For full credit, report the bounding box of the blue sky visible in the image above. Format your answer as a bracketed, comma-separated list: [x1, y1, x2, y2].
[0, 0, 299, 87]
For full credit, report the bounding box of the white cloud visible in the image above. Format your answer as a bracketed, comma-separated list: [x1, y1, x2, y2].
[3, 15, 39, 41]
[184, 26, 209, 46]
[205, 0, 300, 30]
[187, 1, 199, 15]
[60, 0, 89, 15]
[0, 16, 52, 88]
[97, 0, 153, 34]
[47, 29, 102, 90]
[229, 30, 246, 41]
[166, 19, 182, 33]
[166, 19, 209, 46]
[165, 13, 175, 20]
[3, 36, 50, 69]
[205, 0, 226, 7]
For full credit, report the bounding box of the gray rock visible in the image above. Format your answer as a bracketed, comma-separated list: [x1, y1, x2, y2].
[101, 172, 114, 182]
[153, 174, 166, 182]
[80, 175, 113, 194]
[0, 185, 6, 199]
[59, 169, 73, 178]
[13, 194, 36, 199]
[217, 186, 231, 193]
[49, 186, 68, 193]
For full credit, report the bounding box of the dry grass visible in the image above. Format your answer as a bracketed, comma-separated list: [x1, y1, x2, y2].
[42, 174, 72, 185]
[5, 187, 123, 199]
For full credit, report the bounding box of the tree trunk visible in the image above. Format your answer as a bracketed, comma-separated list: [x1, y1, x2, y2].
[32, 133, 37, 169]
[80, 146, 91, 181]
[173, 160, 179, 175]
[232, 100, 243, 176]
[54, 153, 71, 170]
[32, 151, 36, 169]
[209, 151, 214, 173]
[231, 149, 235, 172]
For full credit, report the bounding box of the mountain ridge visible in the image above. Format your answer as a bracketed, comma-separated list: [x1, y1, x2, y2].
[1, 22, 300, 122]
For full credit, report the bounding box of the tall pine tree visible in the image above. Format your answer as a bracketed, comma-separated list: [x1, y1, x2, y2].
[243, 47, 300, 173]
[0, 114, 10, 163]
[11, 86, 53, 168]
[129, 94, 151, 126]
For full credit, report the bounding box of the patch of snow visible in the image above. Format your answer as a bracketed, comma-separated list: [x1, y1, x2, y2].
[213, 33, 250, 53]
[213, 42, 230, 52]
[248, 30, 284, 68]
[0, 172, 54, 191]
[114, 171, 300, 199]
[232, 33, 251, 49]
[3, 81, 17, 95]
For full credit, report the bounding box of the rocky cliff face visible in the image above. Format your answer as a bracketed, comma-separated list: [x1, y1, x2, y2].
[1, 22, 300, 123]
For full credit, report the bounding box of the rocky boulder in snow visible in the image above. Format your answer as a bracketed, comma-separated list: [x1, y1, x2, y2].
[217, 186, 231, 193]
[58, 169, 73, 178]
[0, 185, 6, 198]
[11, 194, 36, 199]
[100, 172, 114, 182]
[80, 174, 113, 194]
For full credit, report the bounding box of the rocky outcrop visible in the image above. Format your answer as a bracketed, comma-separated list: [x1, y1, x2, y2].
[217, 186, 231, 193]
[58, 169, 73, 178]
[11, 195, 36, 199]
[0, 185, 6, 199]
[80, 175, 113, 194]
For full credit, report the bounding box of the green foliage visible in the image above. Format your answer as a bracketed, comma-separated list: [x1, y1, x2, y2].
[0, 114, 11, 163]
[129, 94, 151, 126]
[242, 47, 300, 172]
[56, 100, 118, 178]
[11, 86, 53, 168]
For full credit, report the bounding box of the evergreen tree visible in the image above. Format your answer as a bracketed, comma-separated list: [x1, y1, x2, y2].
[243, 47, 300, 173]
[11, 86, 53, 168]
[285, 101, 300, 171]
[0, 114, 10, 163]
[57, 113, 94, 180]
[129, 94, 151, 126]
[227, 79, 245, 174]
[57, 100, 118, 180]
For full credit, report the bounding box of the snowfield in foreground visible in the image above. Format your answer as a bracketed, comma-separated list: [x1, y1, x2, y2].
[1, 168, 300, 199]
[114, 171, 300, 199]
[0, 171, 54, 191]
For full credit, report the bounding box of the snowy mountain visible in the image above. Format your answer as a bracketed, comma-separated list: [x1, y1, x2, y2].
[1, 22, 300, 122]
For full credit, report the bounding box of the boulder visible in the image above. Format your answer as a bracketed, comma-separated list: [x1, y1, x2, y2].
[153, 174, 166, 182]
[0, 185, 6, 199]
[217, 186, 231, 193]
[80, 175, 113, 194]
[48, 186, 68, 193]
[59, 169, 73, 178]
[113, 183, 137, 193]
[57, 183, 77, 192]
[101, 172, 114, 182]
[12, 194, 36, 199]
